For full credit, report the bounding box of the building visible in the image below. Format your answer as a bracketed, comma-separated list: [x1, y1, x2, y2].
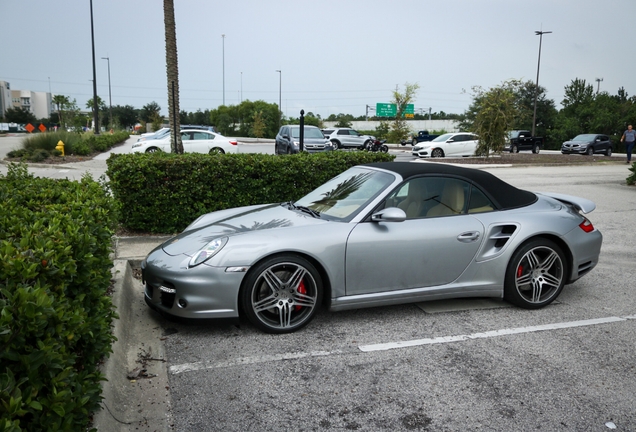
[0, 80, 53, 120]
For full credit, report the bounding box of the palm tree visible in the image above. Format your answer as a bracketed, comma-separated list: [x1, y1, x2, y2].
[52, 95, 70, 129]
[163, 0, 183, 153]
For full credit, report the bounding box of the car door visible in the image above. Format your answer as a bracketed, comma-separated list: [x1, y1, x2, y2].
[445, 134, 466, 156]
[344, 177, 485, 296]
[180, 131, 194, 152]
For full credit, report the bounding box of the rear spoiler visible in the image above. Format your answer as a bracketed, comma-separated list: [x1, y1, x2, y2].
[536, 192, 596, 214]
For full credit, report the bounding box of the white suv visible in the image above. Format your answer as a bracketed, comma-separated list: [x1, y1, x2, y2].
[321, 128, 374, 149]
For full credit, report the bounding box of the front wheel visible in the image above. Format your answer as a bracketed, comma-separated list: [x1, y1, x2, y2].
[586, 147, 594, 156]
[241, 255, 323, 334]
[145, 147, 161, 153]
[431, 148, 444, 158]
[532, 143, 540, 154]
[606, 147, 612, 156]
[504, 239, 566, 309]
[511, 144, 519, 153]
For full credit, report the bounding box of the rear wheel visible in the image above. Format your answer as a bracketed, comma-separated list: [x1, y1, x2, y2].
[381, 144, 389, 153]
[431, 148, 444, 158]
[209, 147, 225, 155]
[241, 255, 323, 333]
[504, 238, 566, 309]
[412, 138, 418, 146]
[332, 140, 342, 149]
[586, 147, 594, 156]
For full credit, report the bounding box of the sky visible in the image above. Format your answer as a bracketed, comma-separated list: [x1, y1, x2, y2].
[1, 0, 634, 119]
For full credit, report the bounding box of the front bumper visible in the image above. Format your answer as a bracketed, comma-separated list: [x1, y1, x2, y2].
[142, 249, 246, 319]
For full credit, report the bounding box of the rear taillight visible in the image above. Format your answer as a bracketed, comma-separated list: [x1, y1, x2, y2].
[229, 140, 237, 146]
[579, 217, 595, 233]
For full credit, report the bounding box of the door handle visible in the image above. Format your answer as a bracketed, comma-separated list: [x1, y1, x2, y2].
[457, 231, 480, 243]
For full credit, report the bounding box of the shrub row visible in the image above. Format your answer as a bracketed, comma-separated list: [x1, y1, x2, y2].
[107, 151, 394, 233]
[0, 164, 118, 432]
[11, 131, 130, 160]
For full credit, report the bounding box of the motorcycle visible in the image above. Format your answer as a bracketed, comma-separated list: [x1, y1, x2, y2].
[365, 138, 389, 153]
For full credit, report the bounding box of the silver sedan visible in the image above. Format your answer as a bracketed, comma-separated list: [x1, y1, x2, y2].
[142, 162, 603, 333]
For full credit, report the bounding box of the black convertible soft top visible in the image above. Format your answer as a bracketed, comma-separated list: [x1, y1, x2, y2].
[363, 162, 537, 210]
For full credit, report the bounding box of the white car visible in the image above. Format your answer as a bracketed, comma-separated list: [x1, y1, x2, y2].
[132, 129, 238, 154]
[412, 132, 479, 158]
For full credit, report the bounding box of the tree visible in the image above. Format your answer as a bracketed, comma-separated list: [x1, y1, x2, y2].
[388, 83, 420, 144]
[139, 101, 161, 123]
[471, 81, 520, 156]
[52, 95, 70, 128]
[111, 104, 138, 129]
[86, 96, 109, 128]
[4, 107, 37, 124]
[163, 0, 183, 153]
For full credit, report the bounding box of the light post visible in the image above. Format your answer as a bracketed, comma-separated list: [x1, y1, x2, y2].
[276, 70, 281, 128]
[89, 0, 99, 134]
[532, 30, 551, 138]
[101, 56, 112, 128]
[240, 72, 243, 103]
[222, 34, 225, 105]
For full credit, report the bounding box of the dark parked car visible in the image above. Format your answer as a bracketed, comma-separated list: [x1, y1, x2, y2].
[505, 130, 544, 153]
[401, 130, 440, 146]
[275, 125, 334, 154]
[561, 134, 613, 156]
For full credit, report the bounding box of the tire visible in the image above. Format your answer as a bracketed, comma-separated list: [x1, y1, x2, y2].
[412, 138, 418, 146]
[381, 144, 389, 153]
[606, 147, 612, 156]
[240, 255, 323, 334]
[209, 147, 225, 155]
[363, 140, 372, 150]
[586, 146, 594, 156]
[332, 140, 342, 149]
[504, 238, 566, 309]
[286, 146, 292, 155]
[431, 148, 444, 158]
[511, 144, 519, 153]
[145, 147, 161, 153]
[532, 143, 540, 154]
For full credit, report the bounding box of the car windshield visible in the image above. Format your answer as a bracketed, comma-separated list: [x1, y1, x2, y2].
[294, 167, 394, 221]
[432, 133, 455, 142]
[508, 131, 521, 139]
[572, 134, 597, 142]
[291, 127, 325, 139]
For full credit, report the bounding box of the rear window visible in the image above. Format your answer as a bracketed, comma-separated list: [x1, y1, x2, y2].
[322, 129, 334, 135]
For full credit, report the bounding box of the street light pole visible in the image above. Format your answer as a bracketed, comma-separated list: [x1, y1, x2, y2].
[89, 0, 99, 134]
[101, 56, 112, 129]
[532, 30, 551, 138]
[222, 34, 225, 106]
[276, 70, 281, 129]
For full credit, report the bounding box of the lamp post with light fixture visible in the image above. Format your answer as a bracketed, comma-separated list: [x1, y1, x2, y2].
[531, 30, 551, 138]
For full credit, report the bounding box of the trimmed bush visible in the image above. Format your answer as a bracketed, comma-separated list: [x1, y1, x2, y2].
[107, 151, 394, 233]
[0, 163, 118, 431]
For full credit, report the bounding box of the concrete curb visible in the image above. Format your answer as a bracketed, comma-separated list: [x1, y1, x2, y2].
[93, 238, 172, 431]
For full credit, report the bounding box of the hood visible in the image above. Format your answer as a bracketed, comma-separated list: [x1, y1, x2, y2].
[162, 204, 329, 256]
[563, 139, 590, 145]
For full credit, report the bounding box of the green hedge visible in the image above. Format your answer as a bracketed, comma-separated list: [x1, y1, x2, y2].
[14, 131, 130, 159]
[0, 164, 118, 432]
[107, 151, 394, 233]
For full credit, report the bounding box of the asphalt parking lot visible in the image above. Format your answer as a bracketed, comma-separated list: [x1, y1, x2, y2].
[105, 163, 635, 431]
[2, 135, 635, 431]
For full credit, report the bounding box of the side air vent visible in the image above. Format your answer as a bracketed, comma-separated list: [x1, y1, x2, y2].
[477, 224, 519, 261]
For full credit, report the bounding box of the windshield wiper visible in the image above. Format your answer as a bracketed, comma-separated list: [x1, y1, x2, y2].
[283, 201, 321, 218]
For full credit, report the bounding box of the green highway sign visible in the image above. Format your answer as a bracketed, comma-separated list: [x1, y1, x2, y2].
[376, 103, 396, 117]
[376, 103, 415, 117]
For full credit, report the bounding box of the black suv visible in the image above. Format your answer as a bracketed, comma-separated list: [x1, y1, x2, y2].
[275, 125, 334, 154]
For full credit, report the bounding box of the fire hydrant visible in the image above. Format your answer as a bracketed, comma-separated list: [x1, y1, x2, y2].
[56, 140, 65, 156]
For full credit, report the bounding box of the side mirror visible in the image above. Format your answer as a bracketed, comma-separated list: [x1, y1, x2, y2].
[371, 207, 406, 222]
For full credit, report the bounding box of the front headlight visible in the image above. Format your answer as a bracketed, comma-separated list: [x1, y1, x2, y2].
[189, 237, 228, 267]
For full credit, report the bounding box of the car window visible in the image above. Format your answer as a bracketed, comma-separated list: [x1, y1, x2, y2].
[349, 130, 360, 136]
[181, 132, 192, 140]
[192, 132, 211, 140]
[337, 130, 348, 135]
[322, 129, 334, 135]
[467, 186, 495, 214]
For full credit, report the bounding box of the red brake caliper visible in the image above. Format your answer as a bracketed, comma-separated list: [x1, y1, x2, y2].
[517, 265, 524, 279]
[295, 280, 306, 311]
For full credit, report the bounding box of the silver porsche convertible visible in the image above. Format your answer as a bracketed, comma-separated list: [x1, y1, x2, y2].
[142, 162, 602, 333]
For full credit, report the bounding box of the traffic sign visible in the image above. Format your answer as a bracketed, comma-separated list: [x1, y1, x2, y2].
[376, 103, 396, 117]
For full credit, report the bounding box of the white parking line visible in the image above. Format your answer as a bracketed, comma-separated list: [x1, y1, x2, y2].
[168, 315, 636, 375]
[359, 315, 636, 352]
